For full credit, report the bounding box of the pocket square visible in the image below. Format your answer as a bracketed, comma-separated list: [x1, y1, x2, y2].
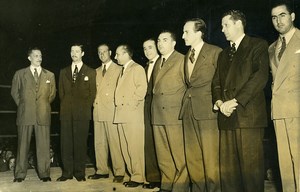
[46, 80, 51, 83]
[295, 49, 300, 54]
[84, 76, 89, 81]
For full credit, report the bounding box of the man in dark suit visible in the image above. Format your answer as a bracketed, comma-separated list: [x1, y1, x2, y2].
[152, 31, 189, 192]
[212, 10, 269, 192]
[57, 43, 96, 182]
[88, 43, 125, 182]
[180, 18, 222, 192]
[269, 2, 300, 191]
[114, 44, 147, 188]
[142, 38, 161, 189]
[11, 47, 56, 182]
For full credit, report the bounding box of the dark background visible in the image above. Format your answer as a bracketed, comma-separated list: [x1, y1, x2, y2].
[0, 0, 299, 184]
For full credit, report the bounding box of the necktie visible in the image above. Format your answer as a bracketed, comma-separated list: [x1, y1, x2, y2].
[278, 36, 286, 61]
[161, 58, 166, 68]
[229, 43, 236, 62]
[73, 65, 78, 83]
[34, 68, 38, 83]
[189, 48, 195, 63]
[121, 66, 125, 77]
[102, 64, 106, 77]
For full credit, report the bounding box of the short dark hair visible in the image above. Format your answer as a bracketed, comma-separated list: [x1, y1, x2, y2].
[223, 10, 247, 28]
[160, 30, 177, 41]
[71, 43, 84, 52]
[28, 47, 41, 56]
[98, 43, 111, 51]
[185, 18, 207, 38]
[271, 1, 294, 14]
[143, 37, 156, 44]
[119, 44, 133, 58]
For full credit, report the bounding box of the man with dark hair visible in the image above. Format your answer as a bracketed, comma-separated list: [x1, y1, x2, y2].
[152, 31, 189, 192]
[181, 18, 222, 192]
[212, 10, 269, 192]
[88, 44, 125, 182]
[57, 43, 96, 182]
[11, 47, 56, 182]
[142, 38, 161, 189]
[114, 44, 147, 188]
[269, 2, 300, 191]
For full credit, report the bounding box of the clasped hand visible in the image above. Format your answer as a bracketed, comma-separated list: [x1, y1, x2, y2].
[220, 98, 238, 117]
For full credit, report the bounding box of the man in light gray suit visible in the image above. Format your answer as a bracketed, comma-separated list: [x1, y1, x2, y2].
[88, 44, 125, 183]
[11, 47, 56, 182]
[114, 44, 147, 188]
[269, 2, 300, 191]
[181, 18, 222, 192]
[152, 30, 189, 192]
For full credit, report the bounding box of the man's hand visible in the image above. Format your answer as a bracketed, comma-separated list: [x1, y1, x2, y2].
[220, 98, 238, 117]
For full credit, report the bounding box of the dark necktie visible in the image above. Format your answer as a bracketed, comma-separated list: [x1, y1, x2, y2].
[278, 36, 286, 61]
[102, 64, 106, 77]
[189, 48, 195, 63]
[121, 66, 125, 77]
[34, 68, 38, 83]
[229, 43, 236, 62]
[73, 65, 78, 83]
[161, 58, 166, 68]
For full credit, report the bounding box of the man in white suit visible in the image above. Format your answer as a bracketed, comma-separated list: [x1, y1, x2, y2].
[269, 2, 300, 191]
[88, 44, 125, 183]
[114, 44, 147, 188]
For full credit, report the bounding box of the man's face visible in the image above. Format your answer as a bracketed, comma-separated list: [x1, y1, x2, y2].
[70, 46, 84, 62]
[98, 45, 111, 64]
[143, 40, 158, 61]
[221, 15, 240, 42]
[182, 22, 201, 46]
[28, 50, 42, 67]
[271, 5, 295, 35]
[157, 32, 175, 56]
[114, 46, 127, 65]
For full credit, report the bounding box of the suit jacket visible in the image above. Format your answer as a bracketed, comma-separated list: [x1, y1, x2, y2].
[113, 61, 147, 123]
[59, 64, 96, 121]
[152, 50, 186, 125]
[269, 28, 300, 119]
[11, 67, 56, 126]
[179, 43, 222, 120]
[212, 35, 269, 129]
[93, 62, 122, 122]
[144, 58, 159, 112]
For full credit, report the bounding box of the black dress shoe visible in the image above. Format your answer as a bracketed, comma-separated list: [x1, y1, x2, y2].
[124, 181, 143, 188]
[56, 176, 72, 181]
[87, 173, 109, 179]
[75, 176, 86, 181]
[13, 178, 24, 182]
[143, 182, 161, 189]
[40, 177, 52, 182]
[113, 176, 124, 183]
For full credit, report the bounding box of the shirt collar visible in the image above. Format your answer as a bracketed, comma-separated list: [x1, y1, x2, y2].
[123, 59, 133, 69]
[191, 41, 204, 57]
[231, 33, 245, 50]
[162, 50, 174, 61]
[280, 27, 296, 45]
[30, 65, 41, 74]
[149, 55, 159, 64]
[103, 60, 112, 69]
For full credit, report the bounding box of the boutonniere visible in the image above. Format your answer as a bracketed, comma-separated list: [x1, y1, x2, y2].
[46, 80, 51, 84]
[84, 76, 89, 81]
[295, 49, 300, 54]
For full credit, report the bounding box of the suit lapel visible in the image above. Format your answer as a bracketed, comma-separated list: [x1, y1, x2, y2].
[224, 36, 249, 87]
[189, 43, 208, 81]
[273, 29, 300, 90]
[155, 51, 177, 85]
[24, 67, 36, 92]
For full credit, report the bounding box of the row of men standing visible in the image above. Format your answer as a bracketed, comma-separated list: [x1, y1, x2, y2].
[10, 1, 299, 192]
